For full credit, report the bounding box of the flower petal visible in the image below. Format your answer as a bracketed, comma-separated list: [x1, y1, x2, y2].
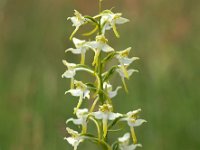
[65, 89, 83, 97]
[115, 17, 129, 24]
[118, 132, 130, 143]
[64, 137, 76, 146]
[73, 37, 86, 47]
[109, 86, 122, 98]
[133, 119, 147, 127]
[93, 111, 103, 119]
[108, 112, 122, 120]
[62, 70, 76, 78]
[65, 48, 82, 54]
[76, 108, 88, 118]
[102, 43, 114, 52]
[83, 89, 90, 99]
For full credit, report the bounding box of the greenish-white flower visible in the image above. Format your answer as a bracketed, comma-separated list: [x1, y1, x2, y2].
[65, 80, 90, 113]
[66, 108, 89, 134]
[100, 10, 129, 37]
[120, 109, 146, 144]
[116, 47, 139, 78]
[62, 60, 77, 88]
[87, 35, 114, 66]
[118, 133, 142, 150]
[62, 60, 76, 78]
[116, 67, 138, 92]
[64, 127, 83, 150]
[116, 67, 138, 79]
[103, 82, 121, 98]
[65, 38, 90, 64]
[93, 104, 122, 137]
[68, 10, 87, 40]
[116, 47, 139, 66]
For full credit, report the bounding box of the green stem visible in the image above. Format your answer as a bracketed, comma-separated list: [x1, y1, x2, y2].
[89, 117, 101, 140]
[82, 124, 87, 134]
[98, 52, 104, 103]
[99, 0, 102, 13]
[74, 95, 83, 114]
[69, 27, 79, 40]
[70, 77, 74, 89]
[90, 96, 99, 112]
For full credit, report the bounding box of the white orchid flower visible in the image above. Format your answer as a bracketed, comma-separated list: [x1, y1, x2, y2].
[64, 127, 84, 150]
[116, 47, 139, 79]
[87, 35, 114, 66]
[118, 133, 142, 150]
[65, 38, 90, 64]
[120, 109, 146, 144]
[62, 60, 77, 88]
[103, 82, 121, 98]
[116, 67, 138, 93]
[62, 60, 77, 78]
[68, 10, 87, 40]
[100, 10, 129, 37]
[66, 108, 89, 134]
[93, 104, 122, 137]
[65, 80, 90, 113]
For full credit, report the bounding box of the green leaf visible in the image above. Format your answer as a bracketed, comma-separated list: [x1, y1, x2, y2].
[111, 141, 119, 150]
[101, 52, 117, 64]
[85, 83, 97, 92]
[84, 15, 98, 25]
[108, 128, 123, 132]
[102, 66, 118, 82]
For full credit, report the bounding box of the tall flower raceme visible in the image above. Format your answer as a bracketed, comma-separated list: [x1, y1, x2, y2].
[63, 0, 146, 150]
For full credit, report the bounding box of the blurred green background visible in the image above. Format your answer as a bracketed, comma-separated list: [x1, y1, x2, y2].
[0, 0, 200, 149]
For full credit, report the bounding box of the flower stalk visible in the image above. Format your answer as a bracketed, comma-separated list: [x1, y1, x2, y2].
[62, 0, 146, 149]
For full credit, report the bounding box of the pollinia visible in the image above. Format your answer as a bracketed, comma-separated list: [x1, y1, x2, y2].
[62, 0, 146, 150]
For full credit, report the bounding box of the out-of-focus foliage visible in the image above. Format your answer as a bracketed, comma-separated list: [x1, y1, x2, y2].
[0, 0, 199, 150]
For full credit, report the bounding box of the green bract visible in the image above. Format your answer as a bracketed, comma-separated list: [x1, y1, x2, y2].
[62, 0, 146, 150]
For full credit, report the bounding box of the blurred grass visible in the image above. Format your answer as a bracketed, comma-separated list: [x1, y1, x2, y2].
[0, 0, 200, 149]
